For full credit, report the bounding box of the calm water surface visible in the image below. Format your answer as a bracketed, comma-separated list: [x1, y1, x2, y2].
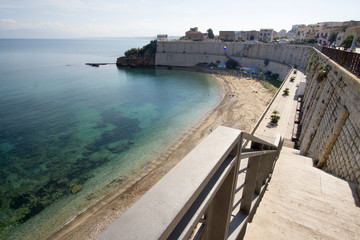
[0, 38, 220, 239]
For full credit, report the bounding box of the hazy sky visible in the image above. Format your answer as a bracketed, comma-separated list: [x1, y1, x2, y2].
[0, 0, 359, 38]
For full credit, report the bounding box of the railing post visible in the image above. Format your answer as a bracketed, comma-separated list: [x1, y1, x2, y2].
[202, 164, 237, 240]
[239, 143, 263, 217]
[202, 139, 241, 240]
[267, 151, 278, 176]
[254, 150, 270, 195]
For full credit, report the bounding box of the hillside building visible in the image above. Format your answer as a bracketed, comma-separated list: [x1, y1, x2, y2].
[259, 29, 274, 42]
[185, 27, 205, 41]
[219, 31, 236, 41]
[242, 31, 259, 42]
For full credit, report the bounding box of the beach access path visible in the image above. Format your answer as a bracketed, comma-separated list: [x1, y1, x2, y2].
[245, 70, 360, 239]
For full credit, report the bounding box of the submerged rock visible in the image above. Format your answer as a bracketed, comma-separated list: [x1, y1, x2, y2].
[12, 207, 31, 223]
[106, 144, 129, 154]
[70, 184, 83, 194]
[10, 194, 31, 209]
[85, 143, 96, 151]
[22, 203, 45, 222]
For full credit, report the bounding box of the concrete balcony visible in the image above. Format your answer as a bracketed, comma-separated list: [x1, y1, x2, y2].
[98, 126, 284, 240]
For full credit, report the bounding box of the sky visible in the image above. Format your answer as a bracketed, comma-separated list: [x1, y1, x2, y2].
[0, 0, 359, 38]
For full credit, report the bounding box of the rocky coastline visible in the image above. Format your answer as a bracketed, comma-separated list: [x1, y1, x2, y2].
[116, 40, 156, 68]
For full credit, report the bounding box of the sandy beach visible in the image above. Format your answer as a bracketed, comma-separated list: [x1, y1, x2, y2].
[49, 69, 274, 240]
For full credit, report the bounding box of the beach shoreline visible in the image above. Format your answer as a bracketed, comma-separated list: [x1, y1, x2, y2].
[49, 68, 274, 240]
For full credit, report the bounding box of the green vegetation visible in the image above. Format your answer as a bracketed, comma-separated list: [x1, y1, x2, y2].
[328, 32, 337, 45]
[340, 34, 360, 48]
[294, 70, 297, 74]
[314, 159, 319, 166]
[258, 78, 281, 95]
[118, 40, 157, 67]
[271, 73, 279, 80]
[226, 57, 239, 69]
[256, 71, 281, 94]
[264, 58, 269, 67]
[283, 88, 290, 95]
[207, 28, 215, 39]
[124, 40, 157, 58]
[290, 76, 295, 82]
[290, 38, 317, 44]
[270, 110, 280, 125]
[317, 64, 332, 81]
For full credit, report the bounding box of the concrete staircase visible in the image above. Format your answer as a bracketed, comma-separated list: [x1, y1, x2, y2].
[244, 146, 360, 239]
[247, 69, 360, 239]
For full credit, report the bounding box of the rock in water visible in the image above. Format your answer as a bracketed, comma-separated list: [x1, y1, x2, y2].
[70, 184, 83, 194]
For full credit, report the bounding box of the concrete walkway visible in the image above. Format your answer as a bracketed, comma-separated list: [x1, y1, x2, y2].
[246, 70, 360, 239]
[255, 69, 306, 145]
[245, 147, 360, 239]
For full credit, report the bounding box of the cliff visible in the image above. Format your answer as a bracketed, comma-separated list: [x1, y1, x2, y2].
[116, 40, 156, 67]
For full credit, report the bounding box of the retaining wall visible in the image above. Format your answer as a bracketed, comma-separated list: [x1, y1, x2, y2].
[299, 49, 360, 184]
[156, 41, 311, 76]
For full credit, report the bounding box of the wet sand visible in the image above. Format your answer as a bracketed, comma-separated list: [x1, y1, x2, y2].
[49, 69, 274, 240]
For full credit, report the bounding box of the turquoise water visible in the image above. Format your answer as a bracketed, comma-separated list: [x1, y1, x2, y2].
[0, 39, 221, 239]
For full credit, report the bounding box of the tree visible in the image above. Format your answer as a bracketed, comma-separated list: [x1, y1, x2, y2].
[283, 88, 289, 95]
[328, 32, 337, 45]
[270, 110, 280, 125]
[124, 40, 157, 57]
[226, 58, 239, 69]
[124, 48, 139, 57]
[340, 34, 359, 48]
[207, 28, 215, 39]
[306, 38, 317, 44]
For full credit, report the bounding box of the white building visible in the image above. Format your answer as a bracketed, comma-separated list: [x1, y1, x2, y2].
[295, 25, 309, 40]
[157, 34, 168, 41]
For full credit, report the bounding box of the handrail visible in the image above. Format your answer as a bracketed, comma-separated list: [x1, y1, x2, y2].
[98, 126, 284, 240]
[321, 46, 360, 77]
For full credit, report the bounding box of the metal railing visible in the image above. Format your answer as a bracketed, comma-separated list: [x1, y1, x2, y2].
[98, 126, 284, 240]
[321, 46, 360, 77]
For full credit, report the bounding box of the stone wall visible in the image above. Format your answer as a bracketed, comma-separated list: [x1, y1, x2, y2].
[299, 48, 360, 184]
[155, 41, 311, 79]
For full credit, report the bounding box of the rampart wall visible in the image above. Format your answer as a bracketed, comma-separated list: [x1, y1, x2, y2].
[156, 41, 311, 80]
[299, 49, 360, 184]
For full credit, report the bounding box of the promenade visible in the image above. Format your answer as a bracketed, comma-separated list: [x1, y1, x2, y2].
[245, 70, 360, 239]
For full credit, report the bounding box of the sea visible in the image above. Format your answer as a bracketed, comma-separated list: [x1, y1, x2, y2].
[0, 38, 221, 239]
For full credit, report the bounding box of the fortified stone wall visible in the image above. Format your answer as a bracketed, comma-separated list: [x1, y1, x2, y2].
[156, 41, 311, 72]
[299, 48, 360, 184]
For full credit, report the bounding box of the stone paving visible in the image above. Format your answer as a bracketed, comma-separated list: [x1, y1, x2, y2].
[255, 69, 306, 143]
